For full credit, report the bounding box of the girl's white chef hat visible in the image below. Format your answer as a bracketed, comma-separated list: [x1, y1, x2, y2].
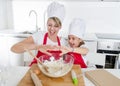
[69, 18, 86, 39]
[47, 1, 65, 22]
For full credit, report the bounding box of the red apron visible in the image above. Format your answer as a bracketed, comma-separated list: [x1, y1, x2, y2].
[29, 33, 61, 66]
[68, 52, 87, 68]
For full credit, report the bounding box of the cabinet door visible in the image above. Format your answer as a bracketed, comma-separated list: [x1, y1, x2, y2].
[86, 52, 106, 67]
[24, 50, 36, 66]
[0, 36, 25, 66]
[8, 37, 25, 66]
[84, 40, 97, 53]
[0, 36, 10, 66]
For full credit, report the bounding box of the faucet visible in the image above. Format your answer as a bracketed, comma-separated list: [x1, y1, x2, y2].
[29, 10, 39, 32]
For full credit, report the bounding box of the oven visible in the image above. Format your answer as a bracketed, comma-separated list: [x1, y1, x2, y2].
[97, 41, 120, 69]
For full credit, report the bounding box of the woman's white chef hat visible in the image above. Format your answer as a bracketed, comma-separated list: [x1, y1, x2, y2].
[47, 1, 65, 22]
[69, 18, 86, 39]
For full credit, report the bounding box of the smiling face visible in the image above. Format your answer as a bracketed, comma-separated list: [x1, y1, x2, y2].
[47, 17, 61, 37]
[68, 35, 84, 48]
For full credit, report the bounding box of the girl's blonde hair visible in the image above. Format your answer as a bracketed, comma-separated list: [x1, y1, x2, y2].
[48, 17, 62, 27]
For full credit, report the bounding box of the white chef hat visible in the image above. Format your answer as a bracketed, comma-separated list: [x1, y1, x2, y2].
[69, 18, 86, 39]
[47, 1, 65, 22]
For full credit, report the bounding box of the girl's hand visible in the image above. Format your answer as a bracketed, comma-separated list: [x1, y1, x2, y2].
[59, 46, 72, 56]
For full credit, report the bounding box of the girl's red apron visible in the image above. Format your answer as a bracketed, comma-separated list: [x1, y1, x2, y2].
[68, 52, 87, 68]
[29, 33, 61, 66]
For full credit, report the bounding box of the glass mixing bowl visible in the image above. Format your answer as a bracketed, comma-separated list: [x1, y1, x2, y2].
[37, 54, 74, 78]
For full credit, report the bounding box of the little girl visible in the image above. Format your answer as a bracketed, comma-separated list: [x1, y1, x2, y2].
[60, 18, 89, 68]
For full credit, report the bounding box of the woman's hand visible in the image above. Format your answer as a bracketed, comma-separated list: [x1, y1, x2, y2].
[56, 46, 72, 56]
[37, 45, 72, 56]
[39, 45, 69, 56]
[37, 45, 55, 56]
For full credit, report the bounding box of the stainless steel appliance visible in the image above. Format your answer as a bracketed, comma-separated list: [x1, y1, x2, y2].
[97, 41, 120, 69]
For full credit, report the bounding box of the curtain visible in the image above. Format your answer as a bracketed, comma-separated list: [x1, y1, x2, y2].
[0, 0, 13, 30]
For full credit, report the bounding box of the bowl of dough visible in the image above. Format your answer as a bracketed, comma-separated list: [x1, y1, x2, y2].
[37, 54, 74, 78]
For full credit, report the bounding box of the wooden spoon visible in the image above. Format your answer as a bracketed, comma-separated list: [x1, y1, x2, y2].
[25, 48, 49, 72]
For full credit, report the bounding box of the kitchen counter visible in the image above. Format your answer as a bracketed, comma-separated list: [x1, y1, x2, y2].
[96, 33, 120, 42]
[96, 33, 120, 40]
[1, 66, 120, 86]
[2, 30, 120, 41]
[0, 29, 33, 38]
[84, 33, 120, 42]
[1, 30, 120, 41]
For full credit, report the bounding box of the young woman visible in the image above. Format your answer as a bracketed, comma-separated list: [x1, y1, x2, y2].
[59, 18, 89, 68]
[11, 2, 65, 66]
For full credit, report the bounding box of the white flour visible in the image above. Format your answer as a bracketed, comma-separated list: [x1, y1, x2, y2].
[39, 56, 73, 77]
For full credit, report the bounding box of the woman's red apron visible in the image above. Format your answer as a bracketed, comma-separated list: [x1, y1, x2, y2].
[29, 33, 61, 66]
[68, 52, 87, 68]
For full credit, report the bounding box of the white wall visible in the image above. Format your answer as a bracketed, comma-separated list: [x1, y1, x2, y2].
[12, 1, 120, 37]
[64, 2, 120, 34]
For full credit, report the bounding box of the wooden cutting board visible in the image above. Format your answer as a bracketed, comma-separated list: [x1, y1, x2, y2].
[85, 69, 120, 86]
[17, 64, 85, 86]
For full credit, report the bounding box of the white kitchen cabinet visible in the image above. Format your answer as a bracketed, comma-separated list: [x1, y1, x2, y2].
[84, 40, 97, 53]
[86, 52, 106, 67]
[0, 29, 32, 66]
[24, 50, 36, 66]
[0, 36, 25, 66]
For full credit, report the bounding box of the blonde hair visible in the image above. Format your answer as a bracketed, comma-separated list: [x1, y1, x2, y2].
[48, 17, 62, 27]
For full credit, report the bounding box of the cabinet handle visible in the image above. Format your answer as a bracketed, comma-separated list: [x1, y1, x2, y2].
[107, 46, 110, 48]
[118, 47, 120, 49]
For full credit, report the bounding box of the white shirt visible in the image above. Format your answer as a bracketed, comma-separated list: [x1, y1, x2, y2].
[32, 31, 66, 45]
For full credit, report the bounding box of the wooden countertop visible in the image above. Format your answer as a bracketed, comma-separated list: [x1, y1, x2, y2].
[17, 64, 85, 86]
